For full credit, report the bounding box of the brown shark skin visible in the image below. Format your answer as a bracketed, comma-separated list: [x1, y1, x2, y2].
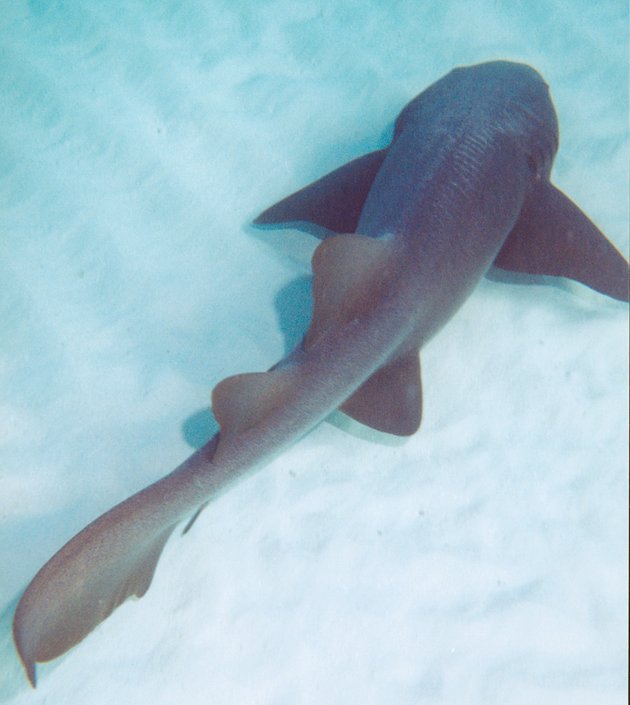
[13, 61, 629, 687]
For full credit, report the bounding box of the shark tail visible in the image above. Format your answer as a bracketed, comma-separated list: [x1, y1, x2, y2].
[12, 439, 219, 687]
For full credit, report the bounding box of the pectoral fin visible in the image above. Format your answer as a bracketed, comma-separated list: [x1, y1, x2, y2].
[494, 181, 629, 302]
[254, 149, 387, 234]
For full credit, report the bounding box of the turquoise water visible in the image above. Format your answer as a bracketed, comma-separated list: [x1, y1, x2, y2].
[0, 2, 627, 702]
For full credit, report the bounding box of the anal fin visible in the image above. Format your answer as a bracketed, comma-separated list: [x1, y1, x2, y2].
[494, 181, 629, 302]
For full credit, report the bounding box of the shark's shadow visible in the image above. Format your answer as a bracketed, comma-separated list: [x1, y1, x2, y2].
[182, 268, 314, 449]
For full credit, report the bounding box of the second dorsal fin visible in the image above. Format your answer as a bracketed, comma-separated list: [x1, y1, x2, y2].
[210, 366, 299, 466]
[212, 371, 288, 440]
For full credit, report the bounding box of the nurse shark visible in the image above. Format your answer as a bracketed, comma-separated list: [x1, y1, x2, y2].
[13, 61, 629, 686]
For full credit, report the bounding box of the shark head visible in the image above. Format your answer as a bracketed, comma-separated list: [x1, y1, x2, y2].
[461, 61, 560, 178]
[395, 60, 559, 179]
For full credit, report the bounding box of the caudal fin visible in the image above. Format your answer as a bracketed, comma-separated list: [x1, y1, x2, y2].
[13, 439, 219, 686]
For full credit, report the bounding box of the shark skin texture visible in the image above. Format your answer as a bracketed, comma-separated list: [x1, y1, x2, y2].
[12, 61, 629, 687]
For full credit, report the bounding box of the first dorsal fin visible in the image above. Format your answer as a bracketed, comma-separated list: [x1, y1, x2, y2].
[305, 234, 422, 435]
[494, 181, 629, 302]
[305, 233, 394, 349]
[254, 149, 387, 235]
[341, 349, 422, 436]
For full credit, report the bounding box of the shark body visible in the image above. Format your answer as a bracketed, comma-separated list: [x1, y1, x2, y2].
[13, 61, 629, 686]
